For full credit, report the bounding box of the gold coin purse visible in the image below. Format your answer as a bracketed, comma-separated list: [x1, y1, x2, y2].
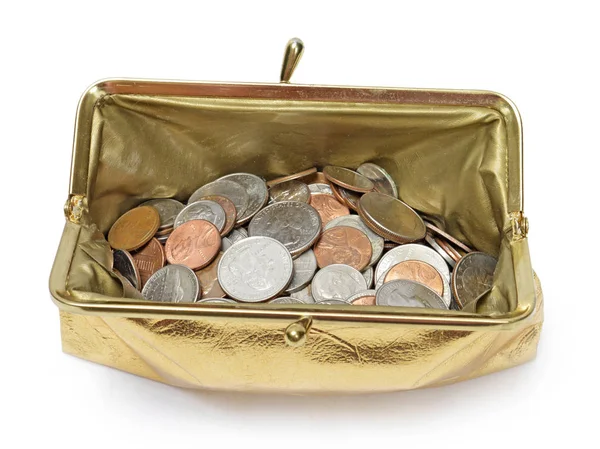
[50, 39, 543, 392]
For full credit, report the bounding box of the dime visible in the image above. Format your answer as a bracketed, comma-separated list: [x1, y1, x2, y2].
[424, 221, 473, 254]
[308, 183, 333, 195]
[113, 249, 141, 290]
[309, 193, 350, 228]
[196, 298, 237, 304]
[356, 162, 398, 198]
[375, 243, 450, 284]
[227, 228, 247, 244]
[139, 199, 185, 230]
[362, 266, 374, 288]
[451, 252, 497, 309]
[248, 201, 321, 256]
[323, 166, 374, 193]
[108, 206, 160, 251]
[268, 297, 304, 304]
[311, 264, 367, 303]
[165, 219, 221, 270]
[200, 195, 237, 236]
[269, 180, 310, 203]
[376, 279, 447, 309]
[285, 249, 318, 293]
[358, 192, 426, 244]
[194, 252, 226, 299]
[347, 290, 377, 306]
[424, 233, 456, 268]
[188, 179, 249, 219]
[290, 285, 315, 303]
[219, 173, 269, 225]
[141, 264, 199, 303]
[382, 260, 444, 297]
[174, 200, 226, 232]
[316, 299, 350, 305]
[325, 215, 384, 267]
[267, 167, 317, 187]
[132, 238, 166, 287]
[217, 236, 293, 302]
[313, 226, 372, 271]
[221, 236, 233, 252]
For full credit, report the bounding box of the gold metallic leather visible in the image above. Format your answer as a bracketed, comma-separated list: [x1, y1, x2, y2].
[50, 79, 542, 392]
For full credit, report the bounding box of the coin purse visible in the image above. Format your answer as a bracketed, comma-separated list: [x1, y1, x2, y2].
[50, 40, 543, 392]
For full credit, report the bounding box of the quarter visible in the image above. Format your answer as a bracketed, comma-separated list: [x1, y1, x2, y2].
[376, 279, 447, 309]
[219, 173, 269, 225]
[311, 264, 367, 303]
[174, 200, 226, 232]
[356, 162, 398, 198]
[269, 179, 310, 203]
[200, 195, 237, 236]
[188, 179, 249, 219]
[451, 252, 497, 309]
[285, 249, 318, 293]
[139, 199, 185, 230]
[141, 264, 199, 303]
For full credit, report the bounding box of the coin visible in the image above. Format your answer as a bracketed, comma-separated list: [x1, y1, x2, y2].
[436, 236, 462, 263]
[141, 264, 199, 303]
[313, 226, 372, 271]
[221, 236, 233, 252]
[269, 179, 310, 203]
[188, 179, 249, 219]
[268, 297, 304, 304]
[451, 252, 497, 309]
[323, 166, 374, 193]
[132, 238, 166, 287]
[196, 298, 237, 304]
[165, 219, 221, 270]
[267, 167, 317, 187]
[290, 285, 315, 303]
[174, 200, 226, 232]
[155, 226, 174, 237]
[285, 249, 318, 293]
[200, 195, 237, 236]
[376, 279, 447, 309]
[139, 199, 185, 230]
[362, 266, 374, 288]
[316, 299, 350, 305]
[309, 193, 350, 228]
[424, 233, 456, 268]
[347, 290, 377, 305]
[227, 228, 247, 244]
[248, 201, 321, 256]
[157, 234, 170, 245]
[337, 186, 361, 212]
[194, 252, 226, 299]
[311, 264, 367, 303]
[219, 173, 269, 225]
[217, 236, 293, 302]
[308, 183, 333, 195]
[324, 215, 384, 267]
[424, 221, 473, 254]
[375, 243, 450, 284]
[301, 171, 328, 184]
[356, 163, 398, 198]
[384, 242, 399, 251]
[113, 249, 141, 290]
[108, 206, 160, 251]
[382, 260, 444, 297]
[358, 192, 426, 244]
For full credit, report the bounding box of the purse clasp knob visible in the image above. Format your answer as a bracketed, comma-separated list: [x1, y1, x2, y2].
[280, 38, 304, 84]
[284, 316, 312, 347]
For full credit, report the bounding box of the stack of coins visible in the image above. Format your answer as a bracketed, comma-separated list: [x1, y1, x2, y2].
[107, 165, 497, 311]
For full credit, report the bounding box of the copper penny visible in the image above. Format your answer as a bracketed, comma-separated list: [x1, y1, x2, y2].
[435, 236, 462, 263]
[300, 171, 328, 184]
[350, 294, 376, 306]
[323, 166, 374, 193]
[165, 219, 221, 270]
[383, 260, 444, 296]
[309, 193, 350, 228]
[266, 167, 317, 187]
[313, 226, 372, 271]
[108, 206, 160, 251]
[194, 252, 226, 299]
[132, 238, 166, 287]
[200, 195, 237, 236]
[424, 221, 473, 253]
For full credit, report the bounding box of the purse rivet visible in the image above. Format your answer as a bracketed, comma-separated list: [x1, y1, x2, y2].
[284, 317, 312, 347]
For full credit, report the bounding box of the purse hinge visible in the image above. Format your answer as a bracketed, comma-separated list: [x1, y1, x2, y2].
[64, 194, 87, 224]
[509, 211, 529, 241]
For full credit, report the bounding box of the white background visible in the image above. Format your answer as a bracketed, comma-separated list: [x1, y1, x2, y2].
[1, 1, 597, 447]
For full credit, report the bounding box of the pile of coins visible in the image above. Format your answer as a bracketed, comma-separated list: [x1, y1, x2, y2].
[107, 164, 498, 310]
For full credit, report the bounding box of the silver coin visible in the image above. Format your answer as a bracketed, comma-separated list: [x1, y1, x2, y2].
[221, 236, 233, 252]
[219, 173, 269, 225]
[316, 299, 350, 305]
[362, 266, 374, 288]
[196, 298, 237, 304]
[375, 243, 450, 284]
[308, 183, 333, 195]
[269, 180, 310, 203]
[346, 289, 377, 303]
[285, 249, 318, 293]
[156, 234, 170, 244]
[188, 179, 249, 219]
[311, 264, 367, 303]
[142, 264, 199, 303]
[217, 236, 293, 302]
[290, 285, 315, 303]
[227, 228, 246, 244]
[248, 201, 321, 256]
[357, 162, 398, 198]
[376, 279, 447, 309]
[268, 297, 304, 304]
[174, 200, 226, 231]
[140, 199, 185, 230]
[325, 215, 384, 267]
[113, 249, 141, 290]
[424, 233, 456, 268]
